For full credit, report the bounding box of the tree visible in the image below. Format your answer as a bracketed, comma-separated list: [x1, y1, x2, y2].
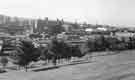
[11, 40, 40, 71]
[47, 39, 86, 65]
[44, 39, 69, 65]
[39, 45, 54, 64]
[86, 36, 107, 52]
[0, 56, 8, 70]
[70, 45, 85, 58]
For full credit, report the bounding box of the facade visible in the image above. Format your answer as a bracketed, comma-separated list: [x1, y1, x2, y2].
[35, 18, 61, 33]
[0, 24, 32, 35]
[115, 32, 135, 37]
[35, 18, 76, 33]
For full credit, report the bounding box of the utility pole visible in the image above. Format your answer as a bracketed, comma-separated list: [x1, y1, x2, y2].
[96, 20, 98, 25]
[96, 20, 98, 28]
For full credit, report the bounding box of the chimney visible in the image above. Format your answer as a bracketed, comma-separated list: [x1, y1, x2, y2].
[61, 19, 64, 24]
[75, 19, 78, 24]
[45, 17, 48, 25]
[57, 18, 60, 25]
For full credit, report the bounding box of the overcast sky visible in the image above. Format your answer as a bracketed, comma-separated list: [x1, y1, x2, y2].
[0, 0, 135, 26]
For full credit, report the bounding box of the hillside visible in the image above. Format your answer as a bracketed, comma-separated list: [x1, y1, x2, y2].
[1, 50, 135, 80]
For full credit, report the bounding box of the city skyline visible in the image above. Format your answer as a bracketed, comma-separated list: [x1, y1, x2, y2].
[0, 0, 135, 27]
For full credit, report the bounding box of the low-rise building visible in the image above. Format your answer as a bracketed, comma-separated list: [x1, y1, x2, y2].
[0, 24, 32, 35]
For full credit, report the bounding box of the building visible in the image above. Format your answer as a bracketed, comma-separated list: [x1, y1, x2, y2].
[35, 18, 61, 33]
[0, 24, 32, 35]
[35, 18, 75, 33]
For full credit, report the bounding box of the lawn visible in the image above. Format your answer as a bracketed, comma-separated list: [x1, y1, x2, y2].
[1, 50, 135, 80]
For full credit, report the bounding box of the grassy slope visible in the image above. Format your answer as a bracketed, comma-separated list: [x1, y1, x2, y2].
[1, 50, 135, 80]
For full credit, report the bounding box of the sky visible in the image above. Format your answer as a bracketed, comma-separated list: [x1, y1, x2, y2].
[0, 0, 135, 26]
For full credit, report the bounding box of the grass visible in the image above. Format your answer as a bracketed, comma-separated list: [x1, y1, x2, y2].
[0, 50, 133, 73]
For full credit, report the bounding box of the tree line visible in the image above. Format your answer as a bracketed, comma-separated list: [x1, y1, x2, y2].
[86, 36, 135, 52]
[0, 38, 86, 71]
[1, 35, 135, 72]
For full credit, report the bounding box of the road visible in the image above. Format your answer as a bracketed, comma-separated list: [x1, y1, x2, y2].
[1, 50, 135, 80]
